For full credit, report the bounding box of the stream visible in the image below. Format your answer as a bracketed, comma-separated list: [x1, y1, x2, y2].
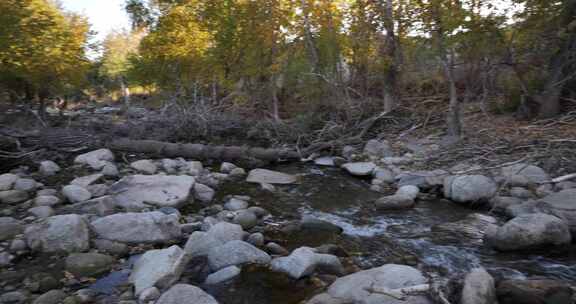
[206, 163, 576, 304]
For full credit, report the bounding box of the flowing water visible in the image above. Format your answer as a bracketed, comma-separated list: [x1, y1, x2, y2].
[208, 163, 576, 304]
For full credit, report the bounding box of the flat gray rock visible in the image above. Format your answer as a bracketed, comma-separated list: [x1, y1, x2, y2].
[25, 214, 90, 253]
[208, 240, 271, 271]
[109, 175, 195, 209]
[246, 169, 298, 185]
[90, 212, 181, 244]
[130, 245, 188, 296]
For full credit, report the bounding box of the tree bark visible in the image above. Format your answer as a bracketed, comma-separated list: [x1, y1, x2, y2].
[381, 0, 400, 113]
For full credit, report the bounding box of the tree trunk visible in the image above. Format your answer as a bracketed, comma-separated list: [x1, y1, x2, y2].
[381, 0, 400, 113]
[120, 77, 131, 107]
[301, 0, 320, 74]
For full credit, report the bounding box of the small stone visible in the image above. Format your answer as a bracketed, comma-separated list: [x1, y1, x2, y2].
[62, 185, 92, 203]
[130, 160, 157, 174]
[25, 214, 90, 253]
[246, 169, 298, 185]
[71, 174, 103, 188]
[220, 162, 237, 174]
[0, 291, 28, 304]
[74, 149, 115, 170]
[247, 232, 265, 247]
[39, 161, 61, 176]
[342, 162, 376, 176]
[156, 284, 218, 304]
[129, 245, 188, 296]
[139, 287, 160, 303]
[265, 242, 289, 256]
[28, 206, 54, 218]
[34, 196, 61, 207]
[32, 289, 67, 304]
[0, 217, 23, 241]
[0, 190, 29, 204]
[93, 239, 129, 256]
[193, 183, 215, 203]
[205, 265, 241, 285]
[13, 178, 38, 192]
[0, 174, 19, 191]
[36, 189, 57, 197]
[188, 161, 204, 176]
[65, 253, 115, 278]
[101, 163, 119, 177]
[207, 240, 271, 271]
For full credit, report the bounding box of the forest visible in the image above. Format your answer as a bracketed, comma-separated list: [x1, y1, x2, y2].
[0, 1, 576, 304]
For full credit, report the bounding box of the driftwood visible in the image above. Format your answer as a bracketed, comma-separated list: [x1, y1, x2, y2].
[108, 138, 301, 161]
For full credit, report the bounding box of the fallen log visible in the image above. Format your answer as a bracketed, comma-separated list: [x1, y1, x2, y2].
[108, 138, 301, 162]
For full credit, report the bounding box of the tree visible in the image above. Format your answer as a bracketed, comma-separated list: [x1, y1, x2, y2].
[0, 0, 91, 113]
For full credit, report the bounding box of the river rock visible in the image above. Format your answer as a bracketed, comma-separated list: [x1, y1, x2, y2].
[109, 175, 195, 209]
[246, 169, 298, 185]
[444, 175, 497, 204]
[538, 189, 576, 234]
[375, 185, 420, 210]
[156, 284, 218, 304]
[364, 139, 393, 158]
[63, 195, 117, 216]
[65, 253, 115, 277]
[0, 217, 23, 241]
[247, 232, 265, 247]
[0, 291, 28, 304]
[224, 197, 248, 211]
[206, 222, 245, 243]
[205, 265, 241, 285]
[71, 174, 103, 188]
[207, 240, 271, 271]
[314, 157, 335, 167]
[25, 214, 90, 253]
[193, 183, 215, 203]
[300, 216, 343, 234]
[33, 290, 66, 304]
[34, 195, 61, 207]
[62, 185, 92, 203]
[0, 190, 29, 204]
[265, 242, 289, 256]
[130, 245, 189, 296]
[461, 268, 497, 304]
[489, 196, 522, 215]
[271, 247, 343, 279]
[39, 161, 61, 176]
[184, 231, 225, 258]
[188, 161, 204, 176]
[130, 160, 157, 174]
[342, 162, 376, 176]
[501, 163, 550, 186]
[485, 213, 571, 251]
[233, 210, 258, 230]
[306, 264, 431, 304]
[13, 178, 38, 192]
[161, 158, 179, 173]
[93, 239, 129, 256]
[90, 212, 181, 244]
[28, 206, 54, 218]
[373, 167, 395, 183]
[139, 287, 160, 303]
[396, 170, 446, 188]
[497, 279, 574, 304]
[509, 187, 533, 199]
[74, 149, 115, 170]
[101, 163, 119, 177]
[0, 173, 19, 191]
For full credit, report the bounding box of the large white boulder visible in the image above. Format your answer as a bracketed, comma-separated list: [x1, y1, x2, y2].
[90, 212, 181, 244]
[109, 175, 195, 210]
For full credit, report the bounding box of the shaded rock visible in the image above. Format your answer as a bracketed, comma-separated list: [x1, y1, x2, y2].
[489, 196, 522, 215]
[497, 279, 573, 304]
[65, 253, 115, 277]
[194, 183, 215, 203]
[485, 213, 571, 251]
[300, 216, 343, 234]
[265, 242, 289, 256]
[101, 163, 119, 177]
[444, 175, 497, 204]
[246, 206, 269, 219]
[109, 175, 195, 209]
[233, 210, 258, 230]
[39, 161, 61, 176]
[509, 187, 533, 199]
[37, 189, 57, 197]
[35, 196, 61, 207]
[90, 212, 181, 244]
[188, 161, 204, 176]
[306, 264, 431, 304]
[271, 247, 343, 279]
[63, 195, 116, 216]
[14, 178, 38, 192]
[161, 158, 179, 174]
[375, 185, 420, 210]
[86, 184, 109, 197]
[396, 170, 446, 188]
[247, 169, 298, 185]
[0, 217, 23, 241]
[538, 189, 576, 234]
[74, 149, 114, 170]
[28, 206, 54, 218]
[502, 163, 550, 186]
[93, 239, 129, 256]
[0, 190, 29, 204]
[0, 291, 28, 304]
[25, 215, 90, 253]
[373, 167, 395, 183]
[205, 265, 241, 285]
[184, 231, 225, 258]
[130, 160, 157, 174]
[130, 245, 188, 296]
[224, 198, 249, 211]
[206, 222, 245, 243]
[32, 290, 66, 304]
[504, 200, 541, 218]
[220, 162, 237, 174]
[71, 174, 103, 188]
[0, 173, 18, 191]
[62, 185, 92, 203]
[461, 268, 497, 304]
[247, 232, 264, 247]
[139, 287, 160, 304]
[364, 139, 393, 158]
[208, 240, 271, 271]
[342, 162, 376, 177]
[156, 284, 218, 304]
